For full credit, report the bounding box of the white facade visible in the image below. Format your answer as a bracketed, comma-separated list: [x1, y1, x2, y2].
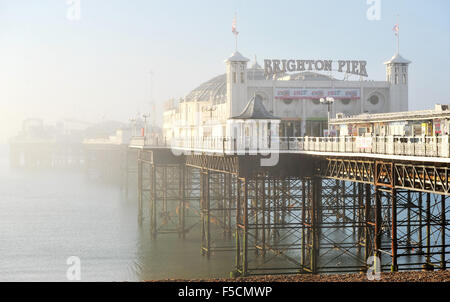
[163, 51, 411, 139]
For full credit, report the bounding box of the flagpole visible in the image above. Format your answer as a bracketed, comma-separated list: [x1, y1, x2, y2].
[234, 12, 238, 51]
[396, 15, 400, 54]
[397, 23, 400, 54]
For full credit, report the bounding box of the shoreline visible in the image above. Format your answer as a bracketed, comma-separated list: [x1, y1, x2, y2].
[150, 270, 449, 282]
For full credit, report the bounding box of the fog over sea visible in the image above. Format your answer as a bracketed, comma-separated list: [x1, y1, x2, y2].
[0, 144, 232, 281]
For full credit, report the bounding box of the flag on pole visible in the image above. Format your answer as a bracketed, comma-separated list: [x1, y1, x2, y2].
[232, 16, 239, 35]
[393, 24, 399, 36]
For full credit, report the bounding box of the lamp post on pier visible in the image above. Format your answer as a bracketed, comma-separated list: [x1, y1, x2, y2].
[320, 97, 335, 136]
[142, 114, 150, 141]
[129, 118, 137, 137]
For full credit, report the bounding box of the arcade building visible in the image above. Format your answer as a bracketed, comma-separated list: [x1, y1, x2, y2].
[163, 50, 411, 140]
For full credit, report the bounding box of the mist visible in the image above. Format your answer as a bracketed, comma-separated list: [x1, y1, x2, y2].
[0, 0, 449, 285]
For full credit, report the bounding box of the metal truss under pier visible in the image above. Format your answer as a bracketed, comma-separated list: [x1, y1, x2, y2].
[130, 148, 449, 276]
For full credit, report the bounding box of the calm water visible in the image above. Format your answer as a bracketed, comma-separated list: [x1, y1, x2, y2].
[0, 145, 233, 281]
[1, 144, 447, 281]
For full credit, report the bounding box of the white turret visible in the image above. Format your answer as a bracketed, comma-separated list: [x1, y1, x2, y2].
[385, 53, 411, 112]
[225, 51, 250, 118]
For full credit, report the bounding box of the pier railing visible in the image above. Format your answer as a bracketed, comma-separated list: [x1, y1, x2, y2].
[131, 135, 450, 159]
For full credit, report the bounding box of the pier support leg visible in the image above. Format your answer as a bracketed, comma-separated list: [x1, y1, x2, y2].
[391, 188, 398, 272]
[179, 166, 186, 239]
[234, 178, 241, 276]
[407, 190, 412, 249]
[150, 165, 157, 239]
[243, 178, 249, 276]
[310, 177, 321, 273]
[418, 192, 423, 253]
[201, 170, 211, 257]
[137, 151, 143, 224]
[374, 186, 382, 272]
[357, 183, 364, 252]
[261, 177, 266, 257]
[301, 179, 306, 272]
[441, 194, 446, 270]
[364, 184, 372, 264]
[425, 192, 432, 270]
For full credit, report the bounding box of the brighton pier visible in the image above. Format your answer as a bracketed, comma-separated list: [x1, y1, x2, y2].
[9, 49, 449, 278]
[127, 49, 447, 276]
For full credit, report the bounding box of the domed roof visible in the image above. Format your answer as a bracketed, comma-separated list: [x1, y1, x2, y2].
[384, 53, 411, 65]
[183, 64, 338, 105]
[184, 74, 227, 105]
[225, 51, 250, 63]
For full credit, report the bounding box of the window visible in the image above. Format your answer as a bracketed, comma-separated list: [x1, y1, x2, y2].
[241, 72, 245, 84]
[233, 72, 237, 84]
[403, 74, 407, 84]
[312, 99, 320, 105]
[369, 95, 379, 105]
[283, 98, 294, 105]
[395, 75, 399, 85]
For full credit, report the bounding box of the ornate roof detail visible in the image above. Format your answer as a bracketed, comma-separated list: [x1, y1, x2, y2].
[225, 51, 250, 63]
[384, 53, 411, 65]
[231, 94, 279, 120]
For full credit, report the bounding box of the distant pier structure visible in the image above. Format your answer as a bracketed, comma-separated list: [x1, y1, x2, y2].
[9, 118, 85, 169]
[8, 119, 135, 185]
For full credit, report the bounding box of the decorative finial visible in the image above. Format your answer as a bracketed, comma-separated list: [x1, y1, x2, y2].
[232, 13, 239, 51]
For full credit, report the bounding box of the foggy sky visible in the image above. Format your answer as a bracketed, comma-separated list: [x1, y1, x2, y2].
[1, 0, 449, 143]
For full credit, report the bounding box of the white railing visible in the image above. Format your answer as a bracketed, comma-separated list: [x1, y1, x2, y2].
[132, 135, 450, 159]
[129, 136, 168, 147]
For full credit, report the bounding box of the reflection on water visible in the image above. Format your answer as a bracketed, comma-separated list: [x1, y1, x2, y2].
[0, 145, 232, 281]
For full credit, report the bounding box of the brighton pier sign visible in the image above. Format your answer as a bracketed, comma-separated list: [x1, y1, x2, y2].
[264, 59, 368, 77]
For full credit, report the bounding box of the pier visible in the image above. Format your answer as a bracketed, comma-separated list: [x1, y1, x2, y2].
[128, 134, 449, 276]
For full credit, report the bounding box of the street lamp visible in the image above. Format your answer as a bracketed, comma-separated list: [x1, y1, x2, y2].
[320, 97, 335, 136]
[129, 117, 137, 137]
[205, 106, 216, 119]
[142, 114, 150, 138]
